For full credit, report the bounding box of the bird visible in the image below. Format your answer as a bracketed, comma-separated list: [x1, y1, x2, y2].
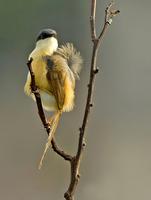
[24, 29, 83, 169]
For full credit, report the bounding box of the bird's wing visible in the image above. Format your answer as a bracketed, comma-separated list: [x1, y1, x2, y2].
[45, 56, 66, 110]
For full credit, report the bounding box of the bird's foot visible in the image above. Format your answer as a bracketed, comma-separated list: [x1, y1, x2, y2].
[48, 116, 55, 127]
[43, 119, 51, 130]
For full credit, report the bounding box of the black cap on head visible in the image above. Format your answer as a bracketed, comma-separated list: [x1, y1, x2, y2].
[36, 29, 57, 42]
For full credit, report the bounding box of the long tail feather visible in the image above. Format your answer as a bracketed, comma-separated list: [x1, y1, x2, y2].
[38, 111, 61, 169]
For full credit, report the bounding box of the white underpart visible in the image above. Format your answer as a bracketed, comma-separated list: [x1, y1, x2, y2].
[29, 37, 58, 58]
[39, 90, 57, 111]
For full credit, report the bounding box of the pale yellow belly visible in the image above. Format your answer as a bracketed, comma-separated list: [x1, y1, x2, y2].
[24, 76, 75, 112]
[39, 90, 58, 111]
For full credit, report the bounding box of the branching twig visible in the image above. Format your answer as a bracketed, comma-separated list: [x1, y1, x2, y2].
[26, 1, 119, 200]
[64, 2, 119, 200]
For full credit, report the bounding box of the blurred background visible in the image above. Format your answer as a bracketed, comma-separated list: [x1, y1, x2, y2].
[0, 0, 151, 199]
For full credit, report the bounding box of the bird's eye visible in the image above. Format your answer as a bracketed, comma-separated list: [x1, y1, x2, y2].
[42, 33, 49, 38]
[36, 30, 57, 41]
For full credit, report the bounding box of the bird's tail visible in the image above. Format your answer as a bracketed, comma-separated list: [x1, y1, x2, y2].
[38, 111, 62, 169]
[56, 43, 83, 79]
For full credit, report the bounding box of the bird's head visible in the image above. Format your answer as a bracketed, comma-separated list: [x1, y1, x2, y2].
[36, 29, 58, 52]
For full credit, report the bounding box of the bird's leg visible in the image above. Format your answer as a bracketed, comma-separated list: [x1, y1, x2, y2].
[44, 116, 55, 130]
[48, 111, 58, 127]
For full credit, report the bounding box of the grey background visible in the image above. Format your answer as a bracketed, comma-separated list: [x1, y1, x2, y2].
[0, 0, 151, 199]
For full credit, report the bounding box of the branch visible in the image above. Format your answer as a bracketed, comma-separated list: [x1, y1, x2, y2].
[90, 0, 97, 41]
[27, 59, 72, 162]
[98, 1, 120, 41]
[64, 1, 119, 200]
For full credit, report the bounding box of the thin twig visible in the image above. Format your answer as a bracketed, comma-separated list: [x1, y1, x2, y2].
[90, 0, 97, 41]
